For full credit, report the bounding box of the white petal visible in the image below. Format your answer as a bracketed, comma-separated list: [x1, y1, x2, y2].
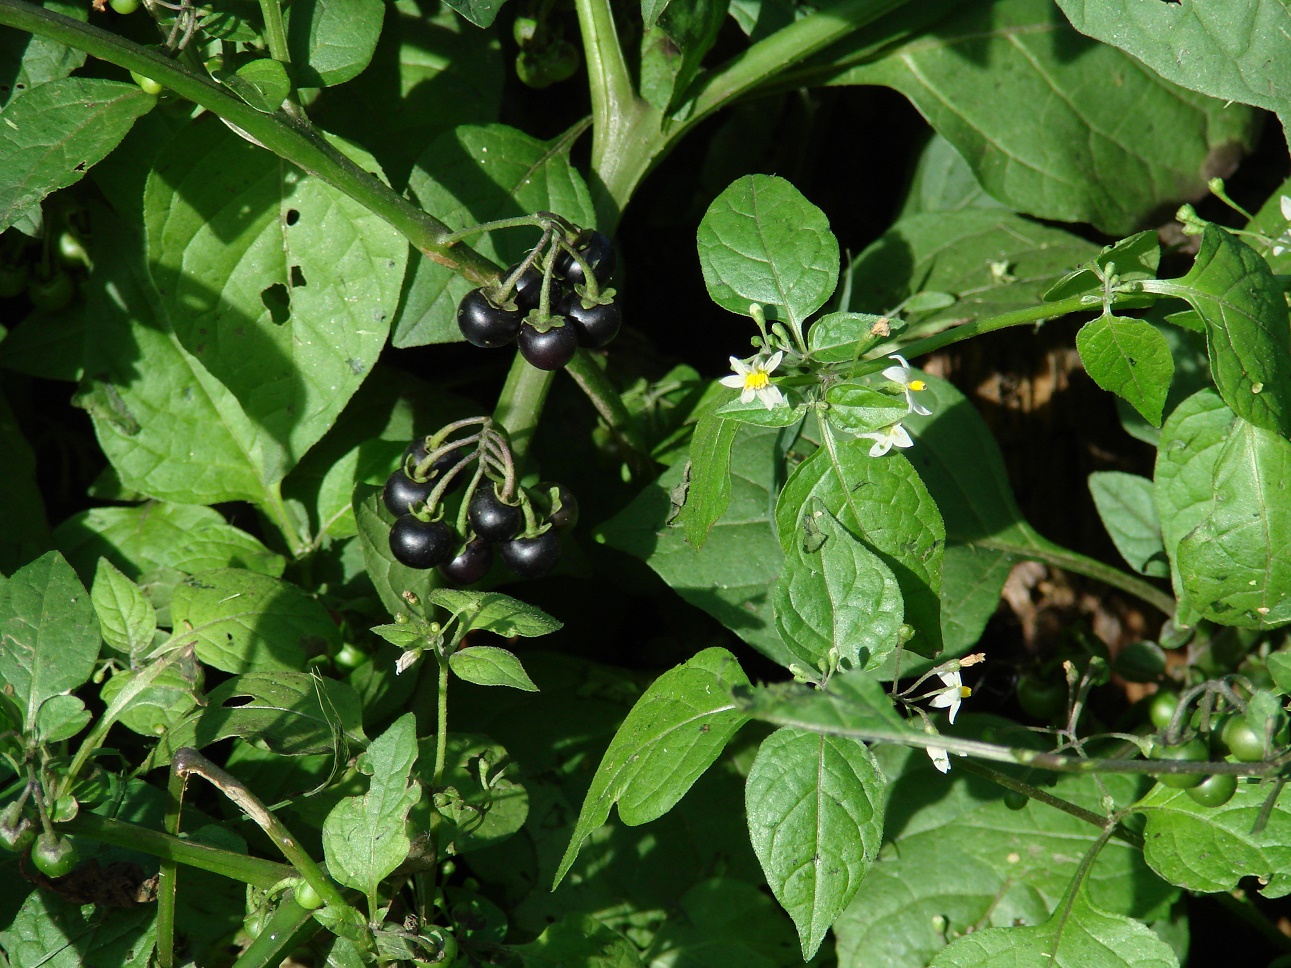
[728, 356, 750, 374]
[764, 351, 784, 372]
[927, 746, 951, 773]
[888, 353, 911, 369]
[910, 399, 933, 417]
[757, 385, 785, 410]
[862, 433, 892, 457]
[888, 424, 914, 449]
[1275, 244, 1288, 257]
[938, 671, 962, 689]
[882, 365, 908, 383]
[740, 386, 756, 404]
[719, 375, 746, 389]
[1281, 195, 1291, 220]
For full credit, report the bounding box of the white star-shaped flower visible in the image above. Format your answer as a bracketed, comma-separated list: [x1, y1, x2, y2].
[882, 354, 932, 416]
[1271, 195, 1291, 257]
[859, 422, 914, 457]
[720, 352, 785, 410]
[927, 745, 951, 774]
[928, 670, 971, 724]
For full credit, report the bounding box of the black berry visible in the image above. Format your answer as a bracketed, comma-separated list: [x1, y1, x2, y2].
[389, 517, 456, 569]
[499, 530, 561, 578]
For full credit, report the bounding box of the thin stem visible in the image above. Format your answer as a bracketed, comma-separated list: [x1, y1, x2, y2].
[154, 765, 188, 968]
[256, 0, 290, 64]
[263, 481, 309, 558]
[564, 350, 652, 469]
[64, 812, 294, 888]
[0, 1, 500, 284]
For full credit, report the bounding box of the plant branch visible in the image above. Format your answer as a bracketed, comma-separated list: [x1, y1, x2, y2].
[492, 357, 554, 468]
[564, 350, 653, 471]
[0, 0, 499, 284]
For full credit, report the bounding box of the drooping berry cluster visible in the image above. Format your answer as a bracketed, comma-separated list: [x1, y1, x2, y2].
[383, 418, 577, 583]
[456, 218, 621, 371]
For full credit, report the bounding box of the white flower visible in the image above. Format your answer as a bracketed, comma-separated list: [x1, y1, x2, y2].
[859, 422, 913, 457]
[927, 745, 951, 774]
[928, 670, 971, 724]
[882, 354, 932, 416]
[720, 352, 785, 410]
[1271, 195, 1291, 257]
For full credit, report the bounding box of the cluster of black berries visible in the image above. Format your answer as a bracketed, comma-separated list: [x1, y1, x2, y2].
[456, 225, 621, 371]
[383, 420, 577, 583]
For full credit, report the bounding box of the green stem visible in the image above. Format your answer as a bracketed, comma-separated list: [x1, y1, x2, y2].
[64, 813, 294, 888]
[155, 765, 187, 968]
[262, 481, 309, 559]
[0, 0, 499, 284]
[492, 357, 554, 468]
[256, 0, 291, 65]
[231, 898, 321, 968]
[564, 350, 653, 469]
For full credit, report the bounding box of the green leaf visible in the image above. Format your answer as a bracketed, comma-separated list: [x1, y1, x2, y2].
[511, 914, 643, 968]
[449, 645, 539, 691]
[1055, 0, 1291, 115]
[286, 0, 385, 87]
[845, 210, 1099, 341]
[91, 558, 158, 658]
[441, 0, 509, 28]
[56, 502, 285, 585]
[774, 504, 904, 671]
[822, 383, 910, 437]
[0, 77, 154, 232]
[775, 437, 944, 656]
[1177, 419, 1291, 628]
[647, 877, 801, 967]
[807, 311, 899, 364]
[696, 174, 839, 329]
[1137, 779, 1291, 895]
[74, 212, 277, 506]
[598, 425, 790, 667]
[144, 118, 407, 478]
[1143, 223, 1291, 437]
[640, 0, 726, 113]
[679, 408, 739, 549]
[834, 0, 1257, 233]
[219, 57, 291, 112]
[929, 881, 1179, 968]
[398, 123, 596, 346]
[1076, 316, 1174, 427]
[416, 732, 528, 853]
[100, 659, 201, 737]
[898, 133, 1007, 217]
[0, 551, 99, 732]
[0, 1, 87, 110]
[1088, 472, 1170, 579]
[1044, 231, 1162, 304]
[714, 398, 808, 428]
[733, 669, 915, 741]
[0, 890, 155, 968]
[746, 727, 886, 959]
[169, 568, 341, 673]
[1153, 389, 1236, 616]
[429, 588, 562, 637]
[554, 648, 751, 887]
[150, 670, 366, 768]
[641, 0, 672, 29]
[834, 742, 1177, 968]
[323, 712, 421, 901]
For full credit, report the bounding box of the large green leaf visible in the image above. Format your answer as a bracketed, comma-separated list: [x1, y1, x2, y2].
[646, 878, 801, 968]
[554, 648, 750, 887]
[928, 881, 1178, 968]
[678, 406, 739, 549]
[831, 0, 1257, 233]
[0, 77, 154, 232]
[430, 588, 562, 638]
[598, 424, 790, 667]
[0, 891, 154, 968]
[774, 438, 944, 656]
[1088, 472, 1170, 579]
[746, 727, 886, 959]
[898, 133, 1007, 217]
[1142, 224, 1291, 438]
[0, 0, 87, 109]
[144, 118, 406, 478]
[1076, 315, 1174, 428]
[323, 712, 421, 901]
[75, 213, 278, 506]
[1055, 0, 1291, 115]
[169, 568, 341, 673]
[397, 123, 596, 346]
[832, 741, 1177, 968]
[0, 551, 99, 733]
[774, 504, 904, 671]
[1136, 779, 1291, 895]
[1177, 419, 1291, 628]
[696, 174, 839, 330]
[286, 0, 385, 87]
[416, 732, 528, 854]
[449, 645, 539, 691]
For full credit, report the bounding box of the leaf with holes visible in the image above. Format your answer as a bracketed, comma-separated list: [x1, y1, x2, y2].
[697, 174, 839, 330]
[746, 727, 886, 959]
[144, 118, 406, 480]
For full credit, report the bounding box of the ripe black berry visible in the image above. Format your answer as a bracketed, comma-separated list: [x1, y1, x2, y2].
[507, 262, 545, 312]
[439, 538, 494, 585]
[555, 230, 616, 287]
[457, 289, 523, 347]
[389, 517, 456, 569]
[499, 530, 561, 578]
[468, 486, 523, 542]
[558, 293, 621, 348]
[535, 481, 579, 530]
[518, 320, 579, 370]
[383, 469, 434, 517]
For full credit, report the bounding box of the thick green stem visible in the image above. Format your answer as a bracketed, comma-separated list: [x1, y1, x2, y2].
[565, 350, 652, 467]
[492, 358, 554, 468]
[256, 0, 291, 65]
[64, 812, 293, 888]
[0, 1, 499, 284]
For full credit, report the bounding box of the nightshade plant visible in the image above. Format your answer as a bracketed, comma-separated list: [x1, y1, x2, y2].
[2, 0, 1291, 966]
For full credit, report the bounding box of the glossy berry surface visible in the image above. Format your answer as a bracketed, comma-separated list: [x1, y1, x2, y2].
[389, 517, 455, 569]
[469, 487, 522, 542]
[555, 231, 616, 286]
[31, 832, 78, 878]
[458, 289, 523, 347]
[1185, 772, 1237, 808]
[439, 538, 494, 585]
[499, 530, 561, 578]
[1150, 737, 1209, 789]
[559, 293, 622, 348]
[535, 481, 579, 530]
[383, 469, 434, 517]
[506, 263, 545, 311]
[518, 321, 579, 370]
